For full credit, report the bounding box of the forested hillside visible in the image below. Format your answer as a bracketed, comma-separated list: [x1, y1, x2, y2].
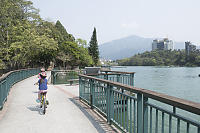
[0, 0, 94, 70]
[99, 35, 187, 60]
[117, 50, 200, 67]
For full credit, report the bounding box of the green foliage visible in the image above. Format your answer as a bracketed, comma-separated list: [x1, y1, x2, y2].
[0, 59, 5, 69]
[76, 38, 87, 47]
[88, 27, 99, 66]
[55, 20, 75, 44]
[79, 44, 94, 67]
[117, 50, 200, 67]
[0, 0, 94, 70]
[0, 0, 42, 68]
[53, 20, 93, 68]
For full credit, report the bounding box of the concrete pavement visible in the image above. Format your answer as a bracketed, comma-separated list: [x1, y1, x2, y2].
[0, 72, 118, 133]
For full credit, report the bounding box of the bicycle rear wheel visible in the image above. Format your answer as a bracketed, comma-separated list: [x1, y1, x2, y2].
[43, 96, 46, 114]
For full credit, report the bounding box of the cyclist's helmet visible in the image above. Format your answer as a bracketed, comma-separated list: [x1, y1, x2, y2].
[40, 68, 45, 72]
[40, 72, 47, 78]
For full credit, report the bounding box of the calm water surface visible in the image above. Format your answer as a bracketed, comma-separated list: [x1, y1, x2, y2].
[111, 66, 200, 132]
[112, 66, 200, 103]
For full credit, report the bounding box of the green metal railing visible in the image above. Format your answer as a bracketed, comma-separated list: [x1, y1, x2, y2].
[79, 74, 200, 133]
[51, 70, 82, 84]
[88, 70, 135, 87]
[0, 68, 40, 110]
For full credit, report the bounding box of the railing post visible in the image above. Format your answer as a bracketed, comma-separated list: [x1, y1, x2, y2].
[7, 76, 10, 92]
[107, 84, 113, 124]
[137, 93, 143, 133]
[110, 85, 114, 123]
[22, 70, 24, 79]
[130, 73, 134, 86]
[143, 96, 148, 133]
[52, 71, 56, 84]
[90, 79, 94, 109]
[104, 74, 108, 80]
[53, 72, 56, 85]
[117, 74, 120, 82]
[79, 77, 82, 98]
[5, 79, 8, 97]
[51, 71, 54, 84]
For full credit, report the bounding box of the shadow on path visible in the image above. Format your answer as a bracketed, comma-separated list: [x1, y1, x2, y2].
[32, 91, 38, 93]
[69, 97, 118, 133]
[27, 105, 44, 115]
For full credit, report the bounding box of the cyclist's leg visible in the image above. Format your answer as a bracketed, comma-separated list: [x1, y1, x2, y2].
[43, 92, 49, 105]
[38, 91, 41, 100]
[36, 90, 41, 103]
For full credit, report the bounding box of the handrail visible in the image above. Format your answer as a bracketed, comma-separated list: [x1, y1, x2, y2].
[142, 89, 200, 115]
[79, 74, 200, 115]
[79, 73, 200, 132]
[101, 70, 135, 74]
[0, 68, 40, 110]
[0, 72, 12, 81]
[86, 73, 124, 76]
[0, 68, 38, 81]
[51, 69, 81, 72]
[51, 70, 81, 84]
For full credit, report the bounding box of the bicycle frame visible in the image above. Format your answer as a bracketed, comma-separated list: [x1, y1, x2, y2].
[40, 92, 47, 114]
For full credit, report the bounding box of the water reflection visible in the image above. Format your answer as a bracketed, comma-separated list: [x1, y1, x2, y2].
[54, 71, 79, 84]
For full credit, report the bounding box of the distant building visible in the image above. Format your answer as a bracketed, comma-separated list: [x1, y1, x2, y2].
[152, 40, 157, 50]
[152, 38, 173, 51]
[185, 41, 196, 55]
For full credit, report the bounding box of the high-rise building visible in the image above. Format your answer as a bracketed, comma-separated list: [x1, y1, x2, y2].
[185, 41, 196, 55]
[152, 40, 158, 50]
[152, 38, 173, 51]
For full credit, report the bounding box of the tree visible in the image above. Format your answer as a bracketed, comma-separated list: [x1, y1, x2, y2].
[117, 50, 200, 66]
[55, 20, 75, 44]
[75, 38, 93, 67]
[0, 0, 41, 69]
[0, 0, 95, 70]
[88, 27, 99, 66]
[76, 38, 87, 48]
[0, 59, 5, 69]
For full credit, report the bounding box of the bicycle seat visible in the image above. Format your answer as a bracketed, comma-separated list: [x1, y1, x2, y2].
[39, 90, 47, 94]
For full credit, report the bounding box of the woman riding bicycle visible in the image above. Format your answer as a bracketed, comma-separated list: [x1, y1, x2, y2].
[36, 72, 48, 103]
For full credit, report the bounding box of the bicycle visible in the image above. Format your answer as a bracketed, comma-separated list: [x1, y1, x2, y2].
[34, 79, 49, 115]
[40, 92, 47, 114]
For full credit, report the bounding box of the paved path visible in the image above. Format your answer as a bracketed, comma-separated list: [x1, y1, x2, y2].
[0, 72, 118, 133]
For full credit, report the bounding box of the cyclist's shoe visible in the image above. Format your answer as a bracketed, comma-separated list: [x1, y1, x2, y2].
[46, 100, 49, 105]
[36, 99, 40, 103]
[40, 105, 42, 108]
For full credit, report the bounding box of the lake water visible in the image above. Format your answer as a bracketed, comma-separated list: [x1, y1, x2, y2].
[112, 66, 200, 132]
[111, 66, 200, 103]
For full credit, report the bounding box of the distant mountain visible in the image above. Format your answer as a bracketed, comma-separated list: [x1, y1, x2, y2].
[99, 35, 185, 60]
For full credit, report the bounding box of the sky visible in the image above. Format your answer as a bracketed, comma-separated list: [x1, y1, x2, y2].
[31, 0, 200, 45]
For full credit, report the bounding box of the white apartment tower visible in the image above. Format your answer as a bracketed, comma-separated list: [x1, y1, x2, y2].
[152, 38, 173, 51]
